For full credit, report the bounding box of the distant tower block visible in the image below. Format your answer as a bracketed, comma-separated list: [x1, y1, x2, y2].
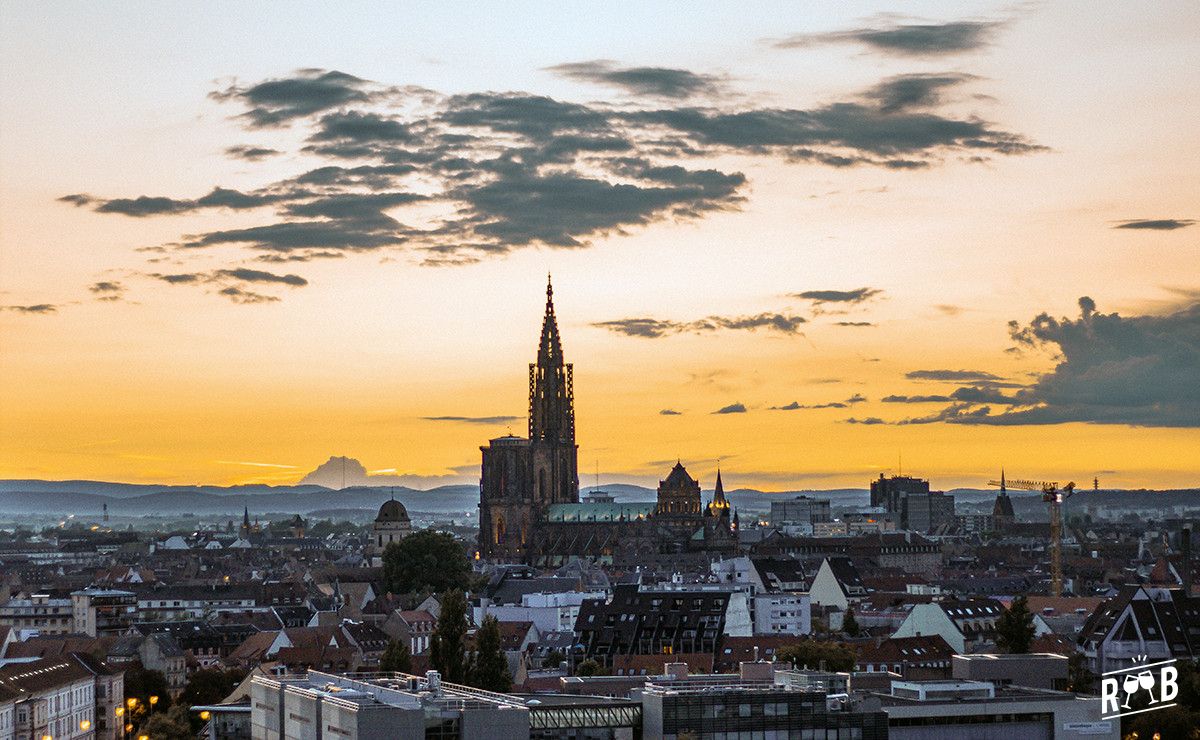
[103, 502, 109, 523]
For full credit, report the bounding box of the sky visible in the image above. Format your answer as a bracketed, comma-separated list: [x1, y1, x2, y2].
[1, 2, 1198, 491]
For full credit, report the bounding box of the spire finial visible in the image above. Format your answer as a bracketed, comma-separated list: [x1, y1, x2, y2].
[546, 273, 554, 308]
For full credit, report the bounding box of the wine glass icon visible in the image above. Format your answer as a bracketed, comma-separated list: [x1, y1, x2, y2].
[1122, 673, 1140, 709]
[1138, 670, 1158, 703]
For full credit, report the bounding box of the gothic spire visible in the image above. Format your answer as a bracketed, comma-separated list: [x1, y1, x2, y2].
[714, 465, 727, 505]
[529, 275, 575, 444]
[537, 273, 563, 367]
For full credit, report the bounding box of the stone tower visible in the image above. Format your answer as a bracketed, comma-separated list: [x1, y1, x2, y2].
[478, 277, 579, 561]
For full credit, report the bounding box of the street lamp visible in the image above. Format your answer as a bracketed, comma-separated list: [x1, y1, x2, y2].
[80, 719, 91, 730]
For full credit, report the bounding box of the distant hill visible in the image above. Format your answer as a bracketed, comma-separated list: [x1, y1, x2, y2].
[1, 478, 1190, 520]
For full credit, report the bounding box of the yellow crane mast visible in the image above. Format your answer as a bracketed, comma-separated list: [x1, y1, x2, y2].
[987, 475, 1081, 597]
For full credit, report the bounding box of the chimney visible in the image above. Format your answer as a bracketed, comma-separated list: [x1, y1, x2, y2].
[1183, 526, 1193, 595]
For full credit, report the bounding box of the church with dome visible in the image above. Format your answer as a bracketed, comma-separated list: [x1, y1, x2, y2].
[477, 279, 739, 567]
[369, 496, 412, 566]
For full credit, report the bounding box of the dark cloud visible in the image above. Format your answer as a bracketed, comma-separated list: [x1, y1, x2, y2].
[67, 67, 1043, 265]
[835, 321, 875, 327]
[215, 268, 307, 287]
[547, 60, 722, 98]
[862, 73, 976, 113]
[89, 281, 126, 301]
[225, 145, 282, 161]
[593, 312, 805, 338]
[629, 101, 1042, 159]
[773, 393, 866, 410]
[182, 221, 405, 252]
[776, 19, 1002, 56]
[209, 69, 379, 128]
[218, 286, 279, 304]
[309, 111, 417, 143]
[149, 272, 204, 284]
[422, 415, 523, 424]
[64, 187, 279, 217]
[659, 409, 683, 416]
[1112, 219, 1196, 231]
[96, 195, 195, 217]
[794, 287, 882, 304]
[883, 394, 950, 404]
[905, 369, 1001, 382]
[1, 304, 58, 314]
[713, 403, 747, 415]
[890, 297, 1200, 427]
[844, 416, 885, 425]
[591, 318, 685, 338]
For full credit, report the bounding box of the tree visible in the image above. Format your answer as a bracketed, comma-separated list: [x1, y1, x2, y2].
[575, 659, 603, 677]
[140, 704, 193, 740]
[1123, 705, 1200, 739]
[995, 595, 1036, 654]
[382, 529, 473, 595]
[180, 668, 246, 707]
[542, 649, 566, 669]
[431, 589, 470, 683]
[123, 662, 173, 711]
[1066, 652, 1094, 694]
[843, 607, 860, 637]
[470, 615, 512, 692]
[776, 640, 856, 672]
[380, 639, 413, 674]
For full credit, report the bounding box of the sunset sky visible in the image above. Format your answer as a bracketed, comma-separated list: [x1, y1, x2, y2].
[1, 2, 1197, 491]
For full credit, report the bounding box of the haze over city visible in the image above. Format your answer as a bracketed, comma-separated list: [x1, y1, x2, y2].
[1, 2, 1197, 491]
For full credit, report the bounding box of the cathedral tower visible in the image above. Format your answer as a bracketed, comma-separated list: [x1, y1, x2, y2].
[528, 276, 579, 506]
[479, 277, 579, 561]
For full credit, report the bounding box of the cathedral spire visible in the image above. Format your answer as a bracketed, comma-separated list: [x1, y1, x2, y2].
[529, 276, 574, 445]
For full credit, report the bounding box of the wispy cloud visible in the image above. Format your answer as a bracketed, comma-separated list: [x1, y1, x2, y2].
[594, 312, 805, 338]
[422, 415, 523, 424]
[1112, 219, 1196, 231]
[774, 18, 1004, 57]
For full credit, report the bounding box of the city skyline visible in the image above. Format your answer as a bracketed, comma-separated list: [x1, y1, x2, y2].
[1, 2, 1198, 490]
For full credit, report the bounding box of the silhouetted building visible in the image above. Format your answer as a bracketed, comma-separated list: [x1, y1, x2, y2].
[871, 474, 929, 513]
[479, 277, 579, 561]
[478, 280, 738, 565]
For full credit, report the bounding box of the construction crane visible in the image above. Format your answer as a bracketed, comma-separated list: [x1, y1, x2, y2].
[988, 474, 1081, 597]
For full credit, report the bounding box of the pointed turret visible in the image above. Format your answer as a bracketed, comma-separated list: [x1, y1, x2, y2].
[707, 464, 730, 518]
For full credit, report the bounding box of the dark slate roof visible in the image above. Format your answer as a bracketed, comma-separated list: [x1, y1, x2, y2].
[751, 557, 807, 592]
[826, 557, 865, 593]
[662, 462, 698, 489]
[375, 499, 410, 523]
[0, 654, 95, 693]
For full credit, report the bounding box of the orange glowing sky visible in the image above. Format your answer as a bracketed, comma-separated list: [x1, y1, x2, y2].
[1, 2, 1198, 491]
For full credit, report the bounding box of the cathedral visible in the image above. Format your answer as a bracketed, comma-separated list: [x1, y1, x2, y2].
[477, 278, 739, 566]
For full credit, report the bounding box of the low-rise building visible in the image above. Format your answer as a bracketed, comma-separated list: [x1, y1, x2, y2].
[861, 679, 1117, 739]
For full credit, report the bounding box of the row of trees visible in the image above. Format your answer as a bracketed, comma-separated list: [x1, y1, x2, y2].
[378, 589, 512, 692]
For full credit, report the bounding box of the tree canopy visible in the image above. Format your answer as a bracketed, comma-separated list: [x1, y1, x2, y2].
[470, 615, 512, 692]
[382, 529, 473, 595]
[431, 589, 470, 683]
[776, 640, 856, 673]
[995, 595, 1036, 654]
[380, 639, 413, 674]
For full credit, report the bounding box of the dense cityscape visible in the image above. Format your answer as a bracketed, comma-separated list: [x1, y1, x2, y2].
[3, 3, 1199, 739]
[1, 283, 1197, 739]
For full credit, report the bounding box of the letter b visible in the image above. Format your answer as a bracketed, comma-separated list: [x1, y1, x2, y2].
[1160, 665, 1178, 703]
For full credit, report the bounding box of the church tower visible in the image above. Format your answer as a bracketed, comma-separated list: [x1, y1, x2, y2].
[528, 276, 580, 506]
[479, 277, 579, 562]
